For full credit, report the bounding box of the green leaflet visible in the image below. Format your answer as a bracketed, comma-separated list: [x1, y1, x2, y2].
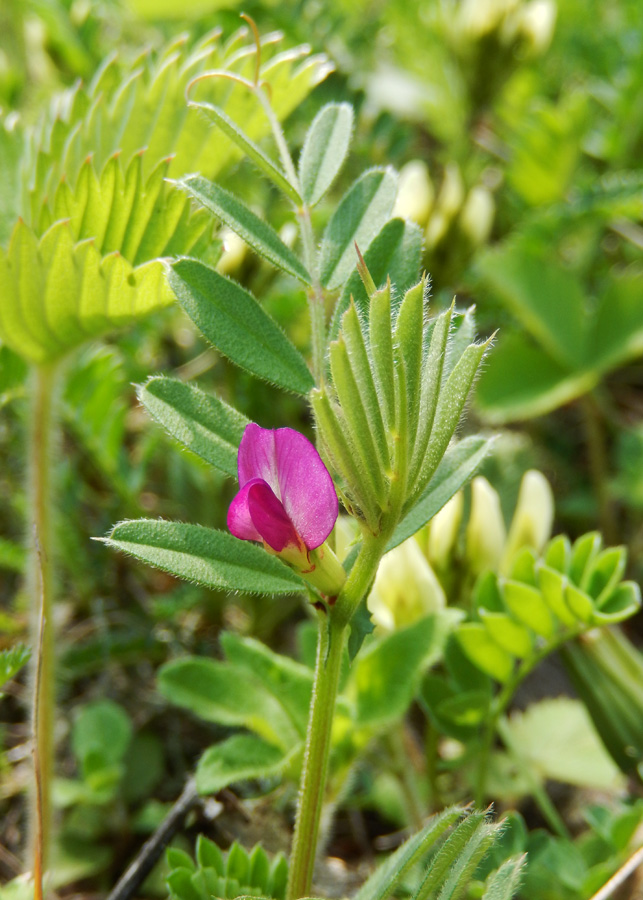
[177, 176, 311, 284]
[196, 735, 293, 795]
[319, 168, 398, 290]
[0, 219, 175, 364]
[192, 101, 302, 204]
[299, 102, 354, 206]
[102, 519, 305, 595]
[330, 217, 423, 339]
[138, 376, 248, 478]
[390, 436, 496, 550]
[168, 259, 314, 396]
[158, 656, 302, 750]
[482, 855, 526, 900]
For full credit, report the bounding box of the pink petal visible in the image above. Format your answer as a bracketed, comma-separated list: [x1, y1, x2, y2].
[246, 481, 301, 552]
[227, 478, 264, 543]
[274, 429, 338, 549]
[237, 424, 338, 550]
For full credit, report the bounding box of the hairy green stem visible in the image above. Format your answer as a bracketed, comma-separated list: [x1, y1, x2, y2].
[287, 536, 386, 899]
[28, 362, 59, 873]
[286, 613, 346, 900]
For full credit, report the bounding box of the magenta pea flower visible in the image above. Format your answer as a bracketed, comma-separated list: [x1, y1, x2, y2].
[228, 424, 346, 596]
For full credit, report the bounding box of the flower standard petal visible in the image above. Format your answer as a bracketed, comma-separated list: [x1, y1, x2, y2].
[236, 423, 339, 550]
[237, 423, 280, 492]
[273, 428, 338, 549]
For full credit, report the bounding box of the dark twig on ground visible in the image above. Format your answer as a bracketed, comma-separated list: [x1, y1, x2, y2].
[105, 778, 200, 900]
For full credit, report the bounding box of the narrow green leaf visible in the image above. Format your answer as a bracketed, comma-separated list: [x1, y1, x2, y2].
[196, 735, 292, 795]
[416, 337, 490, 496]
[390, 436, 495, 550]
[341, 302, 390, 470]
[299, 102, 354, 206]
[482, 855, 526, 900]
[369, 281, 396, 430]
[353, 806, 463, 900]
[502, 581, 555, 637]
[408, 305, 453, 490]
[330, 217, 423, 337]
[177, 175, 311, 284]
[169, 259, 313, 396]
[320, 168, 398, 290]
[102, 519, 305, 595]
[564, 584, 595, 623]
[394, 278, 426, 458]
[457, 624, 514, 683]
[138, 376, 248, 477]
[434, 822, 498, 900]
[330, 336, 387, 505]
[191, 101, 302, 204]
[414, 811, 487, 900]
[311, 387, 379, 527]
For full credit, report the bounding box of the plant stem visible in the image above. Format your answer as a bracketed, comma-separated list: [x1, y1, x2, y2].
[286, 613, 346, 900]
[28, 362, 59, 874]
[287, 535, 387, 900]
[255, 84, 327, 385]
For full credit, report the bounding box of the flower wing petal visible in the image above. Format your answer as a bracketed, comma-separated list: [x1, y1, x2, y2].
[274, 427, 338, 549]
[227, 478, 265, 543]
[246, 480, 301, 552]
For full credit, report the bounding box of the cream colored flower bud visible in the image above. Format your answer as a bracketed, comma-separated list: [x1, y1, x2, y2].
[519, 0, 557, 53]
[368, 538, 446, 632]
[459, 186, 495, 247]
[393, 160, 435, 226]
[458, 0, 519, 39]
[502, 469, 554, 572]
[216, 228, 247, 275]
[466, 476, 507, 575]
[427, 492, 464, 571]
[425, 163, 464, 248]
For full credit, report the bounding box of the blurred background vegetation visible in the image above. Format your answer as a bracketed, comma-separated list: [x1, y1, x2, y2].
[1, 0, 642, 895]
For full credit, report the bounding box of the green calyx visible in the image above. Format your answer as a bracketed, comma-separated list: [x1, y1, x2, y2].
[312, 264, 491, 535]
